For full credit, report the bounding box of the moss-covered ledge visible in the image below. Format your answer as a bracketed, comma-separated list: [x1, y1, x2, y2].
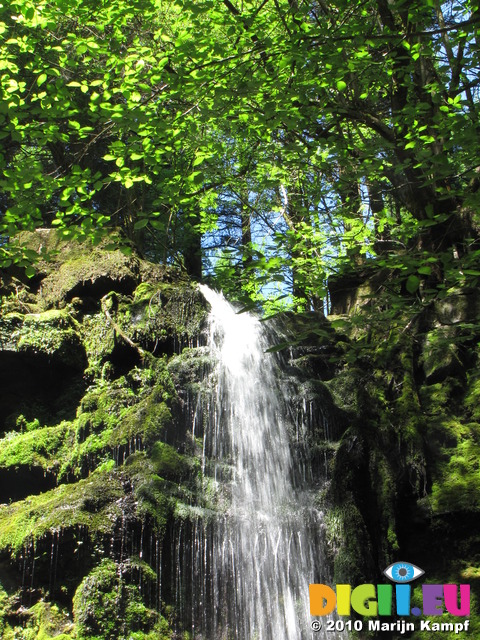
[0, 233, 210, 639]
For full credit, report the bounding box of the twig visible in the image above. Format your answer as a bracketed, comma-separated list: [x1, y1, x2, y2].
[101, 295, 145, 358]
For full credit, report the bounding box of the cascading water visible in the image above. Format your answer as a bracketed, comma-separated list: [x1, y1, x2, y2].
[183, 285, 343, 640]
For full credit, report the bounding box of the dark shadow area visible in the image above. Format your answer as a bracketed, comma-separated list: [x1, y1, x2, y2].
[67, 274, 137, 302]
[0, 466, 57, 503]
[0, 352, 87, 433]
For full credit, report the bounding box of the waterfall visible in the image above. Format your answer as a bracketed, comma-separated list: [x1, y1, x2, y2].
[180, 286, 342, 639]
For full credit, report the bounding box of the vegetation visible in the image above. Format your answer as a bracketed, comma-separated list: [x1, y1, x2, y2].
[1, 1, 480, 638]
[1, 0, 479, 309]
[0, 247, 209, 638]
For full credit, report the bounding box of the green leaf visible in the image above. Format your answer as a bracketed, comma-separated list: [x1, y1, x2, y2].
[24, 265, 36, 278]
[37, 73, 47, 87]
[406, 275, 420, 294]
[417, 266, 431, 276]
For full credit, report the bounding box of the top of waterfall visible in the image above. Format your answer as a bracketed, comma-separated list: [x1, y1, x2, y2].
[198, 284, 265, 374]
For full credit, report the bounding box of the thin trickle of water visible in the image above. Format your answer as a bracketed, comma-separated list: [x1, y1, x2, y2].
[30, 541, 36, 604]
[191, 286, 343, 640]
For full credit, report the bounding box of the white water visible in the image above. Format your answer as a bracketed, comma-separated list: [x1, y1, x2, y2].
[190, 286, 339, 640]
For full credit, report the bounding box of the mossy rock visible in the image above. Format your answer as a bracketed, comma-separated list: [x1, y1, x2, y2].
[11, 310, 87, 370]
[109, 399, 173, 449]
[433, 288, 480, 325]
[66, 364, 177, 476]
[0, 312, 25, 350]
[40, 249, 139, 307]
[324, 503, 374, 585]
[0, 309, 88, 434]
[0, 603, 75, 639]
[421, 326, 466, 384]
[73, 558, 165, 640]
[429, 424, 480, 513]
[150, 442, 187, 479]
[464, 371, 480, 421]
[20, 601, 74, 640]
[0, 422, 75, 474]
[167, 347, 214, 407]
[0, 581, 8, 637]
[82, 311, 116, 367]
[0, 236, 208, 637]
[124, 453, 175, 533]
[119, 283, 208, 355]
[324, 366, 365, 414]
[0, 469, 124, 554]
[78, 379, 137, 419]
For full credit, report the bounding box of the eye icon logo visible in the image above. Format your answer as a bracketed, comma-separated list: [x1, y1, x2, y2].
[384, 561, 424, 583]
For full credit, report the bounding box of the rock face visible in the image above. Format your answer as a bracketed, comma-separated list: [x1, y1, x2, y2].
[0, 231, 479, 639]
[318, 288, 480, 637]
[0, 232, 208, 639]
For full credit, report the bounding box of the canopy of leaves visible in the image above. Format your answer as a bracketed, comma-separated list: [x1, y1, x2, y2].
[1, 0, 480, 308]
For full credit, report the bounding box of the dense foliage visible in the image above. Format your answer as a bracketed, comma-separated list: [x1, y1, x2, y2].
[1, 0, 480, 307]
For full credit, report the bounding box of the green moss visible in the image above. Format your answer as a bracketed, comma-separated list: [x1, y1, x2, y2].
[324, 503, 373, 585]
[419, 381, 452, 414]
[26, 601, 74, 640]
[0, 596, 74, 640]
[0, 312, 25, 349]
[324, 366, 364, 414]
[109, 397, 173, 449]
[119, 283, 207, 349]
[0, 581, 8, 637]
[430, 433, 480, 512]
[48, 358, 179, 480]
[168, 348, 214, 397]
[133, 282, 157, 303]
[369, 451, 399, 559]
[24, 309, 77, 329]
[16, 414, 42, 432]
[0, 469, 124, 553]
[78, 380, 136, 426]
[73, 559, 119, 639]
[125, 454, 175, 533]
[150, 442, 187, 479]
[421, 326, 465, 383]
[62, 364, 176, 477]
[127, 621, 173, 640]
[73, 559, 167, 640]
[54, 379, 137, 477]
[40, 248, 139, 306]
[13, 310, 86, 369]
[465, 372, 480, 421]
[82, 312, 115, 368]
[0, 422, 75, 472]
[62, 430, 116, 479]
